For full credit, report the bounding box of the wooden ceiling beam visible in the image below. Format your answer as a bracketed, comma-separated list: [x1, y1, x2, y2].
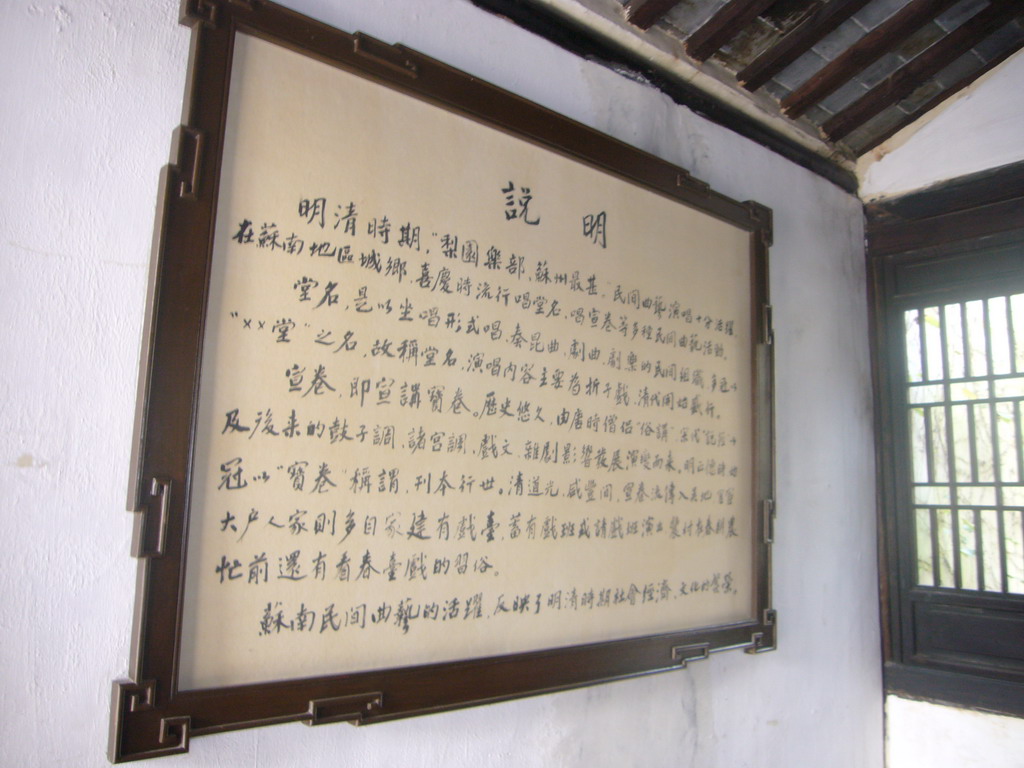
[824, 3, 1024, 141]
[686, 0, 779, 62]
[780, 0, 961, 117]
[853, 37, 1024, 154]
[623, 0, 684, 31]
[738, 0, 872, 91]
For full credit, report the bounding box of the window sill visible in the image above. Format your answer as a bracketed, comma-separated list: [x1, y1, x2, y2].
[885, 662, 1024, 718]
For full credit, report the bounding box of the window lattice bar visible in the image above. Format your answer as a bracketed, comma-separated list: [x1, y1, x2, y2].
[905, 293, 1024, 595]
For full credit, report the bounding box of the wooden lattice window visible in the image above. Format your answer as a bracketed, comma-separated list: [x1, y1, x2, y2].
[903, 295, 1024, 595]
[868, 161, 1024, 717]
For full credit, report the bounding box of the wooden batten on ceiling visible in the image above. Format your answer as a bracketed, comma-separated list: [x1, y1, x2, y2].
[736, 0, 872, 91]
[685, 0, 779, 62]
[473, 0, 1023, 181]
[822, 0, 1024, 141]
[858, 37, 1023, 154]
[616, 0, 1023, 160]
[780, 0, 963, 118]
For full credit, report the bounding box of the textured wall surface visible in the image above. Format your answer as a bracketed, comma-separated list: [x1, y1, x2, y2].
[887, 698, 1024, 768]
[0, 1, 881, 766]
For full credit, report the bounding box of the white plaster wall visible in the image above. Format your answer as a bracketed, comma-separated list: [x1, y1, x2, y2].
[858, 49, 1024, 200]
[887, 698, 1024, 768]
[0, 1, 881, 766]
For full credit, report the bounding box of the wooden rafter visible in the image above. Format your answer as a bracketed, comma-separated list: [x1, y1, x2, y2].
[685, 0, 778, 62]
[854, 38, 1024, 153]
[824, 3, 1024, 141]
[738, 0, 872, 91]
[486, 0, 1024, 162]
[780, 0, 962, 117]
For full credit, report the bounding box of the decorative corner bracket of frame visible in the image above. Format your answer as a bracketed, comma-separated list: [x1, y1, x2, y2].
[305, 692, 384, 726]
[353, 33, 419, 78]
[170, 125, 204, 201]
[744, 610, 778, 655]
[180, 0, 255, 28]
[131, 477, 171, 558]
[109, 680, 191, 763]
[676, 170, 710, 197]
[671, 642, 711, 668]
[743, 201, 773, 248]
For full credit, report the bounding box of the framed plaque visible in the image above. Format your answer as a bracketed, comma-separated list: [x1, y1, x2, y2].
[110, 0, 776, 761]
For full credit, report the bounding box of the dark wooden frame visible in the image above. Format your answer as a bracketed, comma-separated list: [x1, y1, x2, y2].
[868, 160, 1024, 718]
[109, 0, 777, 761]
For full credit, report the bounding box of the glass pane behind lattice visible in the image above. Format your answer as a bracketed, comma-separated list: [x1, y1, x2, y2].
[905, 296, 1024, 595]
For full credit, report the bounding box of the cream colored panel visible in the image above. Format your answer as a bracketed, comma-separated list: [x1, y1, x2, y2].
[179, 33, 756, 689]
